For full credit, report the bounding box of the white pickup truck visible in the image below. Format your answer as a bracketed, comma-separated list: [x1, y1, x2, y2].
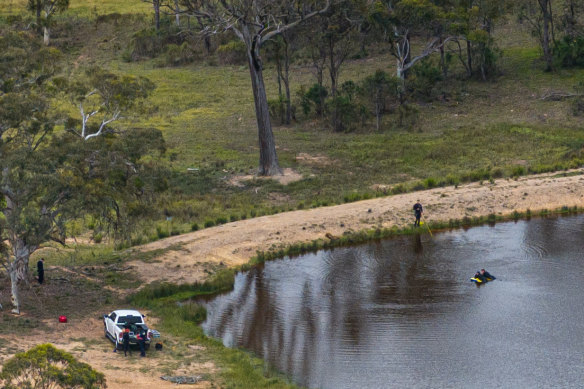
[103, 309, 152, 350]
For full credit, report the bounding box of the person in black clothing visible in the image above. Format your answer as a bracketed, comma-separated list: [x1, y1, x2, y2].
[137, 328, 147, 357]
[413, 200, 423, 227]
[37, 258, 45, 284]
[480, 269, 494, 279]
[474, 269, 495, 282]
[122, 326, 131, 356]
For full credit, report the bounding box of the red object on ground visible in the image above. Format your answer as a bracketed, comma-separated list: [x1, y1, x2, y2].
[58, 315, 67, 323]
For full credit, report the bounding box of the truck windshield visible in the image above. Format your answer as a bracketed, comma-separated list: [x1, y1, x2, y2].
[117, 315, 142, 325]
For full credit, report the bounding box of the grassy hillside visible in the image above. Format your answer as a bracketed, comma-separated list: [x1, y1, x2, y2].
[2, 2, 584, 241]
[4, 0, 150, 16]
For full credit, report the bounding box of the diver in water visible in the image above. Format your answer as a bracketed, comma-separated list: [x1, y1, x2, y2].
[474, 269, 495, 282]
[480, 269, 494, 279]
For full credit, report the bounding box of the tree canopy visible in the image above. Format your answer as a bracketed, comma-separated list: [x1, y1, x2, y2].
[0, 30, 166, 314]
[0, 344, 106, 389]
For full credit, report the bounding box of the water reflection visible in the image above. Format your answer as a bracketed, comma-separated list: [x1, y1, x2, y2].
[203, 215, 584, 388]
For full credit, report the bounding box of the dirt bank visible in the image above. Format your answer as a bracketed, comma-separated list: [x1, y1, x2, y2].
[130, 169, 584, 285]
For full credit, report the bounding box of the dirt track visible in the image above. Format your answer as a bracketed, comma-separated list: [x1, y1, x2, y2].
[130, 169, 584, 285]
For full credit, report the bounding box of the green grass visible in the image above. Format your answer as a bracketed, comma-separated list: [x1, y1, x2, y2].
[4, 0, 150, 17]
[3, 6, 582, 240]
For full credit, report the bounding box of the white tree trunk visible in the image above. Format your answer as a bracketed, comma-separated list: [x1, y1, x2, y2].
[175, 0, 180, 26]
[8, 250, 29, 315]
[43, 26, 50, 46]
[9, 262, 22, 314]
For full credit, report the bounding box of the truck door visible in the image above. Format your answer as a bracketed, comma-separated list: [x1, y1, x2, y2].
[108, 312, 117, 335]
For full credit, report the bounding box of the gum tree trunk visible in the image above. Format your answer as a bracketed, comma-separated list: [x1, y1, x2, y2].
[174, 0, 180, 26]
[3, 192, 36, 314]
[282, 36, 292, 125]
[540, 0, 553, 71]
[43, 26, 50, 46]
[244, 29, 282, 176]
[8, 242, 33, 315]
[154, 0, 161, 30]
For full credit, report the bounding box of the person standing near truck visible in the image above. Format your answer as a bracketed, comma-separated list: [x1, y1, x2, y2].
[137, 328, 147, 357]
[122, 326, 131, 356]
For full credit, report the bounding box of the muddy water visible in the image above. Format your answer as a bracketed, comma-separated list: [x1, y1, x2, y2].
[202, 215, 584, 388]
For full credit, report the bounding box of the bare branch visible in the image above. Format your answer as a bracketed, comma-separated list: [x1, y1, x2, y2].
[263, 1, 330, 42]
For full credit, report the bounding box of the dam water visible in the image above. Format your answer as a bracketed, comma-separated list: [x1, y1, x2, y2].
[202, 214, 584, 388]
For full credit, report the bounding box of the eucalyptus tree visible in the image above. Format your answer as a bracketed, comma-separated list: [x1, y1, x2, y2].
[361, 70, 399, 131]
[370, 0, 452, 82]
[518, 0, 555, 71]
[179, 0, 330, 176]
[559, 0, 583, 39]
[143, 0, 163, 30]
[26, 0, 70, 45]
[0, 31, 164, 314]
[297, 1, 362, 130]
[61, 67, 155, 141]
[265, 33, 294, 125]
[449, 0, 508, 80]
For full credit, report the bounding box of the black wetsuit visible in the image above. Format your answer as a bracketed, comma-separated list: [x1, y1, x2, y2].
[123, 330, 131, 356]
[138, 330, 147, 357]
[413, 203, 423, 226]
[37, 260, 44, 284]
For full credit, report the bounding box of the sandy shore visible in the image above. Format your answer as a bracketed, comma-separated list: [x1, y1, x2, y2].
[130, 169, 584, 285]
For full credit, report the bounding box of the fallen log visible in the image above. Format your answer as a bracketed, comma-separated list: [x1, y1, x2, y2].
[540, 91, 583, 101]
[160, 375, 203, 384]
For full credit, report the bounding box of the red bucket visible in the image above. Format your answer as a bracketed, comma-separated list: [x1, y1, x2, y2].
[58, 315, 67, 323]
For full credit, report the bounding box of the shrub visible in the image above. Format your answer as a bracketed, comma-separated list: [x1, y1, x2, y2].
[162, 42, 194, 66]
[204, 220, 215, 228]
[191, 223, 199, 231]
[156, 226, 169, 239]
[411, 58, 443, 99]
[511, 166, 526, 177]
[553, 36, 584, 68]
[423, 177, 438, 189]
[268, 95, 287, 124]
[302, 83, 328, 116]
[127, 28, 165, 60]
[327, 95, 361, 132]
[391, 184, 407, 194]
[445, 174, 460, 186]
[0, 344, 106, 389]
[217, 40, 247, 65]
